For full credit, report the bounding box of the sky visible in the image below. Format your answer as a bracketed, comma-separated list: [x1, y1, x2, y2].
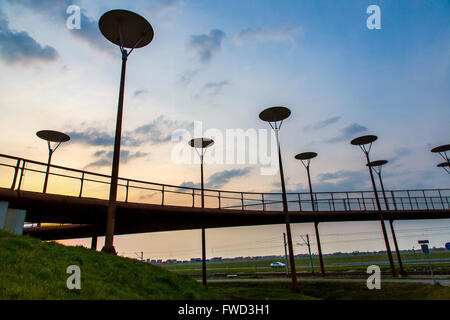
[0, 0, 449, 261]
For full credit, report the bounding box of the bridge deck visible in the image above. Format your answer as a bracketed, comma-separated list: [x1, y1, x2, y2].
[1, 188, 449, 240]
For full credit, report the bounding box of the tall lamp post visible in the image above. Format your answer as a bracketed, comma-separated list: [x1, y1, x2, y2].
[295, 152, 325, 276]
[367, 159, 406, 276]
[259, 106, 298, 292]
[431, 144, 450, 174]
[189, 137, 214, 287]
[351, 135, 396, 277]
[36, 130, 70, 193]
[99, 10, 154, 253]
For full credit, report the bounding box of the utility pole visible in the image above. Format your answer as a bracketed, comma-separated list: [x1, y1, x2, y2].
[300, 234, 314, 274]
[283, 233, 289, 275]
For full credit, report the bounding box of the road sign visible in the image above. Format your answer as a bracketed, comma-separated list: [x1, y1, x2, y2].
[420, 244, 429, 254]
[446, 242, 450, 250]
[418, 240, 429, 244]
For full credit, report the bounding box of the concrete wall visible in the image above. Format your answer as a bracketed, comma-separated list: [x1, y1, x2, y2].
[0, 201, 8, 229]
[0, 201, 26, 235]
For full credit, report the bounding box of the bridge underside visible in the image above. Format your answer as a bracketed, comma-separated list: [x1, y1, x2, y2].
[1, 188, 449, 241]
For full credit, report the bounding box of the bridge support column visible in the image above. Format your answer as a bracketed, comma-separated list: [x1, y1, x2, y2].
[91, 233, 98, 251]
[389, 220, 406, 277]
[4, 209, 26, 235]
[314, 221, 325, 276]
[0, 201, 8, 230]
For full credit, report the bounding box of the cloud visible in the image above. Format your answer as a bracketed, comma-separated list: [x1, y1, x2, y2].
[390, 147, 411, 164]
[326, 123, 368, 143]
[134, 89, 149, 98]
[85, 149, 149, 169]
[198, 80, 230, 97]
[66, 129, 115, 147]
[179, 68, 203, 86]
[207, 168, 252, 188]
[6, 0, 115, 57]
[187, 29, 225, 63]
[297, 170, 370, 192]
[234, 24, 301, 45]
[0, 10, 59, 64]
[150, 0, 184, 16]
[132, 115, 191, 144]
[303, 116, 341, 132]
[180, 167, 252, 190]
[67, 116, 191, 148]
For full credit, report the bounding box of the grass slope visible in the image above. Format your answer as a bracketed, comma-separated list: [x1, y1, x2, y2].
[208, 281, 450, 300]
[0, 231, 219, 300]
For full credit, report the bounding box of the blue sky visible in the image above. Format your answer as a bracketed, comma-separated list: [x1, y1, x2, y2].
[0, 0, 449, 260]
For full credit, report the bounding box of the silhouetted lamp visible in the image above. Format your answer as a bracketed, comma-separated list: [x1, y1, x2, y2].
[367, 159, 406, 276]
[99, 9, 154, 254]
[36, 130, 70, 193]
[295, 151, 325, 276]
[431, 145, 450, 174]
[437, 161, 450, 174]
[351, 135, 396, 277]
[259, 106, 299, 292]
[188, 137, 214, 287]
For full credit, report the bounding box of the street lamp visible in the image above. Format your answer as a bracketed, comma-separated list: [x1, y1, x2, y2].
[351, 135, 396, 277]
[437, 162, 450, 174]
[431, 144, 450, 174]
[367, 159, 406, 276]
[189, 137, 214, 287]
[259, 106, 299, 292]
[295, 151, 325, 276]
[36, 130, 70, 193]
[99, 10, 154, 254]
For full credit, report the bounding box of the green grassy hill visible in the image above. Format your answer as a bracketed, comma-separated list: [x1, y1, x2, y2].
[0, 230, 219, 300]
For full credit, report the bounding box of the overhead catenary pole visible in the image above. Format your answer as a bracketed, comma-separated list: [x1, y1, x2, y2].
[300, 234, 314, 274]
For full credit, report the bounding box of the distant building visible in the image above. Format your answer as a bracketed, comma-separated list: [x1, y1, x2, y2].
[210, 257, 222, 262]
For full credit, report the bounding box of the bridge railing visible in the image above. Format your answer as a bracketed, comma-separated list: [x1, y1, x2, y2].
[0, 153, 449, 212]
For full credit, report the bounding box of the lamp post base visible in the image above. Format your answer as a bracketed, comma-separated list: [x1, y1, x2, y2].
[101, 245, 117, 255]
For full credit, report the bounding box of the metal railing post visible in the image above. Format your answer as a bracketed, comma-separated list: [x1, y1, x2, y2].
[391, 191, 398, 211]
[17, 160, 26, 191]
[346, 192, 351, 211]
[361, 191, 366, 211]
[218, 191, 221, 209]
[331, 193, 335, 211]
[10, 159, 21, 190]
[161, 185, 165, 205]
[438, 190, 444, 210]
[125, 179, 129, 203]
[407, 191, 413, 210]
[241, 193, 244, 210]
[423, 190, 429, 210]
[79, 172, 85, 197]
[262, 193, 266, 211]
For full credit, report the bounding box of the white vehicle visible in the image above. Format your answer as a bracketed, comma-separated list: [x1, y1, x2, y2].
[270, 262, 286, 268]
